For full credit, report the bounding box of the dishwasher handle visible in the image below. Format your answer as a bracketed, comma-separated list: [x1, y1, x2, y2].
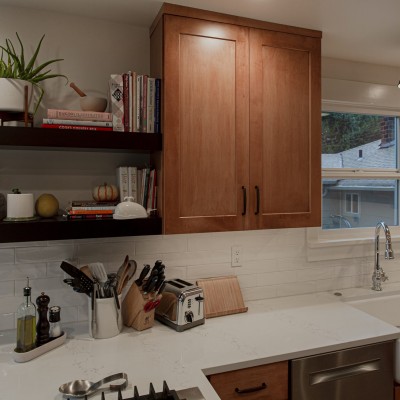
[310, 359, 380, 385]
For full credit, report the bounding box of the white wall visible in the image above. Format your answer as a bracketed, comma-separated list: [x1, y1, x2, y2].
[1, 8, 399, 332]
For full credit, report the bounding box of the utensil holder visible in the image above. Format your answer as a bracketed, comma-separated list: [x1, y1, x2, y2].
[88, 295, 122, 339]
[121, 282, 160, 331]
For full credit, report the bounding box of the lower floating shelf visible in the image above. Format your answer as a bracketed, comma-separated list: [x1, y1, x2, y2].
[0, 216, 162, 243]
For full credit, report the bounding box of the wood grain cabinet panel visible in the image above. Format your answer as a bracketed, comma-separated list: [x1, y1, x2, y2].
[208, 361, 289, 400]
[248, 28, 321, 229]
[151, 4, 322, 234]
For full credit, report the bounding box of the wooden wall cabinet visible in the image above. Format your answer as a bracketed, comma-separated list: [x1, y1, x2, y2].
[208, 361, 289, 400]
[151, 4, 322, 234]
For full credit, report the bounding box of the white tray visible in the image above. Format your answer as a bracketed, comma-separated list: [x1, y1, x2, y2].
[13, 331, 66, 363]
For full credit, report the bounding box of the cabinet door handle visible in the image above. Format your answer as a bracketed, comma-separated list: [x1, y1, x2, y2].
[255, 186, 260, 215]
[242, 186, 247, 216]
[235, 382, 267, 394]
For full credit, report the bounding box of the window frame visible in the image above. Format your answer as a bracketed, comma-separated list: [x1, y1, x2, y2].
[315, 101, 400, 247]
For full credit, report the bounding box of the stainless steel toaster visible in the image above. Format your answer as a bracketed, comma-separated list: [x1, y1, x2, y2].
[155, 278, 205, 332]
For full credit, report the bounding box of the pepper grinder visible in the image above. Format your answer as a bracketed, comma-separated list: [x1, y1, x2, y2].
[36, 292, 50, 346]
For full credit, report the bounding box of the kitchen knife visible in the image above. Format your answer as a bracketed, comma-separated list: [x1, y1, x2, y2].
[135, 264, 150, 287]
[60, 261, 94, 296]
[143, 275, 158, 293]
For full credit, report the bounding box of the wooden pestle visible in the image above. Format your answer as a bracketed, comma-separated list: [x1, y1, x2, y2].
[69, 82, 87, 97]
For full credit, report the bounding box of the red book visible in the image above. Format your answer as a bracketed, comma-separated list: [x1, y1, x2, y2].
[41, 124, 113, 131]
[47, 109, 112, 122]
[67, 209, 114, 215]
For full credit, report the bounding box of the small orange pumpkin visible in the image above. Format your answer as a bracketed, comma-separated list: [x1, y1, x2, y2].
[92, 183, 118, 202]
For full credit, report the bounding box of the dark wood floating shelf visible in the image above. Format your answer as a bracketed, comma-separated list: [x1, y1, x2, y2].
[0, 126, 162, 152]
[0, 216, 162, 243]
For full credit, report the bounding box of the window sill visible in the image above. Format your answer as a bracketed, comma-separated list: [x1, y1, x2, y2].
[306, 226, 400, 261]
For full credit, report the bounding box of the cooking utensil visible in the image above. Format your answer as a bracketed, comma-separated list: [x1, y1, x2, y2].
[70, 82, 87, 97]
[116, 259, 136, 295]
[60, 261, 94, 296]
[143, 275, 158, 294]
[89, 262, 108, 297]
[59, 372, 128, 398]
[135, 264, 150, 287]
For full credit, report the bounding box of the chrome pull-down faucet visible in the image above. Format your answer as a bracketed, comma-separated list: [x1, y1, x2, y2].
[372, 221, 394, 291]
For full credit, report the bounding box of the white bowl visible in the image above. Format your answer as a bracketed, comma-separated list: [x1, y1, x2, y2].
[113, 197, 147, 220]
[80, 96, 108, 112]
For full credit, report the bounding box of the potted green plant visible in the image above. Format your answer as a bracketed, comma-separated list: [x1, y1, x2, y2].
[0, 32, 67, 114]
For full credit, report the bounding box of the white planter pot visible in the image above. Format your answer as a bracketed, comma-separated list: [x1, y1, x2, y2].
[0, 78, 34, 113]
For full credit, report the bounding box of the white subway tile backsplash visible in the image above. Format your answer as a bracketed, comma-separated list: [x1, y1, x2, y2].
[0, 249, 15, 263]
[0, 313, 15, 330]
[16, 245, 74, 263]
[0, 280, 15, 297]
[135, 236, 188, 255]
[0, 228, 375, 329]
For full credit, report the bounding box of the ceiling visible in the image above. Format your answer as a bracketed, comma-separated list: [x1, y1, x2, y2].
[2, 0, 400, 68]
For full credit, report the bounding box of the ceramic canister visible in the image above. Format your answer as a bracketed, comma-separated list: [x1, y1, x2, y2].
[7, 193, 35, 218]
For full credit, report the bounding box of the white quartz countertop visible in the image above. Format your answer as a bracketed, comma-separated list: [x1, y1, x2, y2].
[1, 291, 399, 400]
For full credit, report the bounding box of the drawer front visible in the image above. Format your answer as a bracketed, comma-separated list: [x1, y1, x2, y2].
[291, 341, 394, 400]
[208, 361, 288, 400]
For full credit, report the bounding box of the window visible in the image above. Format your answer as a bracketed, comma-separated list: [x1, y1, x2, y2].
[322, 112, 399, 230]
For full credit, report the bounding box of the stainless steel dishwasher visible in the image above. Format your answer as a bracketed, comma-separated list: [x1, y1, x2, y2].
[291, 340, 394, 400]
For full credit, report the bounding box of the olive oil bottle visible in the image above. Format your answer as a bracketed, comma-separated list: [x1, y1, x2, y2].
[16, 277, 36, 352]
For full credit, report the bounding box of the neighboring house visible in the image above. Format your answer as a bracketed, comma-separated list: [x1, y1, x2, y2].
[322, 138, 395, 229]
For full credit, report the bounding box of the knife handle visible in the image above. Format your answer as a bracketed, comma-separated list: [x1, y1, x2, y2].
[135, 264, 150, 287]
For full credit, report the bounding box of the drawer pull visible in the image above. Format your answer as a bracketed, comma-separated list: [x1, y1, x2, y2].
[310, 359, 380, 385]
[255, 185, 260, 215]
[242, 186, 247, 216]
[235, 382, 267, 394]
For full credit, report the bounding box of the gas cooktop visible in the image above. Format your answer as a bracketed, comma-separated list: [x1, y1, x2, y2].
[97, 382, 205, 400]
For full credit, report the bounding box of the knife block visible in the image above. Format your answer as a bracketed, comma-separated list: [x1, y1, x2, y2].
[121, 281, 159, 331]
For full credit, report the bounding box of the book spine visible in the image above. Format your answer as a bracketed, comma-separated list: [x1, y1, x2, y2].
[109, 74, 124, 132]
[70, 206, 116, 211]
[41, 124, 112, 131]
[142, 167, 150, 208]
[123, 72, 130, 132]
[71, 200, 118, 207]
[67, 214, 113, 220]
[128, 71, 133, 132]
[116, 166, 129, 201]
[131, 72, 137, 132]
[147, 78, 155, 133]
[136, 75, 142, 132]
[43, 119, 113, 127]
[154, 78, 161, 134]
[142, 75, 148, 133]
[128, 166, 138, 203]
[47, 109, 112, 122]
[67, 209, 114, 215]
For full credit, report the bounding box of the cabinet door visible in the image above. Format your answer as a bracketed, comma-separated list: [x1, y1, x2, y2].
[162, 15, 249, 234]
[208, 361, 288, 400]
[249, 29, 321, 229]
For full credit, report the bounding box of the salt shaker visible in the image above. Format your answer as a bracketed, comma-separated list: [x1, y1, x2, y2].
[49, 306, 62, 338]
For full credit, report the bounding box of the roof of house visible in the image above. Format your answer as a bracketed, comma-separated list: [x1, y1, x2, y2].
[322, 139, 396, 190]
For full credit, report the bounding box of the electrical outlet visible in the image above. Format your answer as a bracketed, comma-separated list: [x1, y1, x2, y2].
[231, 245, 242, 267]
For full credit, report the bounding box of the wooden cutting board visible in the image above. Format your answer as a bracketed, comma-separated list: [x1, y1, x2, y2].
[196, 275, 248, 318]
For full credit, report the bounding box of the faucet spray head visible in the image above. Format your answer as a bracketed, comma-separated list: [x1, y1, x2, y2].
[385, 242, 395, 259]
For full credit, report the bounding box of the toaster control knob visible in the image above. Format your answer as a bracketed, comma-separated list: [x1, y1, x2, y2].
[185, 311, 194, 323]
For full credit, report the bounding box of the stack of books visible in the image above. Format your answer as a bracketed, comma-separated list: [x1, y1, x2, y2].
[109, 72, 161, 133]
[41, 109, 113, 131]
[65, 200, 118, 220]
[116, 166, 157, 211]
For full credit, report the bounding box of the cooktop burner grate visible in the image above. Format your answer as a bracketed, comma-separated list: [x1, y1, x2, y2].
[99, 381, 181, 400]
